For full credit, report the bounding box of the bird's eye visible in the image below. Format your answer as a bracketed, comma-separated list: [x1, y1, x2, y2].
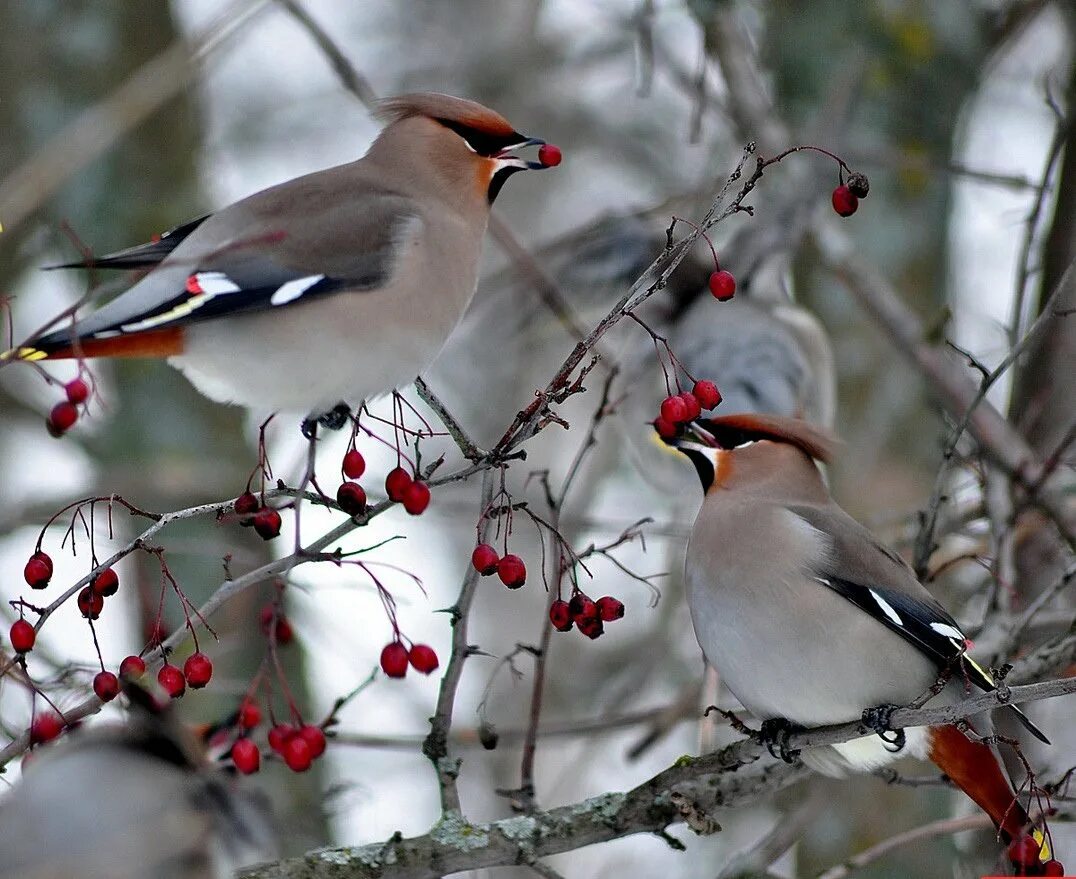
[437, 119, 521, 157]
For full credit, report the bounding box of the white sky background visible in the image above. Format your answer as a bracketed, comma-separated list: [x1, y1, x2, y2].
[0, 2, 1070, 876]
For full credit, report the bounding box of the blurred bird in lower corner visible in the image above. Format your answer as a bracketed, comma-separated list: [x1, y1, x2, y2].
[0, 689, 277, 879]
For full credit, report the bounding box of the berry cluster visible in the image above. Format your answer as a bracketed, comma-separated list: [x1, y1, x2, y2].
[549, 592, 624, 639]
[385, 466, 431, 515]
[155, 652, 214, 699]
[1007, 834, 1064, 876]
[654, 379, 722, 438]
[831, 172, 869, 218]
[225, 696, 329, 775]
[379, 639, 439, 678]
[45, 377, 90, 437]
[235, 492, 283, 540]
[471, 543, 527, 588]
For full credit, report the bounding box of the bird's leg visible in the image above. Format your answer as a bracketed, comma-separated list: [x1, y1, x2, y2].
[757, 718, 803, 763]
[862, 704, 906, 753]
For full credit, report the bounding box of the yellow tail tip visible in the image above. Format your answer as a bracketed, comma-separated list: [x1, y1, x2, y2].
[0, 347, 47, 362]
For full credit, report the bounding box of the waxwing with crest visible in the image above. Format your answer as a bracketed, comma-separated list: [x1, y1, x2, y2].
[4, 93, 559, 431]
[661, 412, 1059, 871]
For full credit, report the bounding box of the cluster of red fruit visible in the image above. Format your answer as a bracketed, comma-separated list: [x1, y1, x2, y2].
[1007, 834, 1064, 876]
[234, 492, 283, 540]
[471, 543, 526, 588]
[45, 377, 89, 437]
[379, 640, 439, 678]
[548, 592, 624, 639]
[336, 449, 432, 518]
[654, 380, 722, 438]
[831, 173, 869, 218]
[258, 604, 295, 645]
[228, 700, 328, 774]
[155, 652, 213, 698]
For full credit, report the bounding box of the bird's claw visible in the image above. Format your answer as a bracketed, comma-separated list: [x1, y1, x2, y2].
[758, 718, 802, 763]
[862, 704, 906, 753]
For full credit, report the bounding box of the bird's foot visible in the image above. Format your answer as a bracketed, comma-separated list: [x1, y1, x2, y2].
[862, 704, 906, 753]
[301, 402, 352, 439]
[758, 718, 803, 763]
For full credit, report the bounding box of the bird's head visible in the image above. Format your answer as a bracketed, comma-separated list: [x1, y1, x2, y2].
[374, 92, 560, 204]
[656, 412, 838, 493]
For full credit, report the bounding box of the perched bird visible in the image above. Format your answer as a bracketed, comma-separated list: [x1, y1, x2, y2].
[5, 93, 557, 432]
[663, 413, 1055, 864]
[0, 690, 276, 879]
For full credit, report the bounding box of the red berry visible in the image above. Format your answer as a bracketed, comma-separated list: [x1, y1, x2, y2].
[258, 605, 294, 645]
[471, 543, 500, 575]
[549, 600, 573, 632]
[709, 270, 736, 301]
[119, 655, 146, 678]
[653, 417, 678, 439]
[408, 643, 439, 674]
[497, 554, 527, 589]
[283, 735, 313, 772]
[77, 586, 104, 620]
[10, 619, 35, 653]
[30, 712, 64, 744]
[342, 449, 366, 479]
[268, 724, 295, 754]
[231, 737, 261, 774]
[183, 652, 213, 689]
[380, 641, 409, 678]
[537, 143, 563, 167]
[1007, 834, 1041, 868]
[252, 507, 282, 540]
[238, 700, 262, 729]
[568, 593, 597, 621]
[402, 481, 431, 515]
[65, 378, 90, 404]
[576, 615, 605, 639]
[91, 567, 119, 597]
[1042, 860, 1065, 876]
[831, 185, 858, 217]
[23, 553, 52, 589]
[679, 391, 702, 420]
[234, 492, 259, 516]
[158, 664, 186, 699]
[596, 596, 625, 621]
[385, 467, 413, 501]
[93, 670, 120, 702]
[298, 724, 327, 758]
[48, 401, 78, 434]
[692, 380, 722, 410]
[660, 395, 689, 424]
[336, 481, 368, 516]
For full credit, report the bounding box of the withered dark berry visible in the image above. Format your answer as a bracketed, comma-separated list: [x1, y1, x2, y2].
[337, 481, 368, 517]
[252, 507, 282, 540]
[846, 172, 869, 199]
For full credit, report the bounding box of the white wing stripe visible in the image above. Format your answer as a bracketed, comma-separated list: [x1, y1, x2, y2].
[194, 271, 241, 295]
[929, 622, 965, 640]
[869, 589, 903, 626]
[270, 274, 325, 306]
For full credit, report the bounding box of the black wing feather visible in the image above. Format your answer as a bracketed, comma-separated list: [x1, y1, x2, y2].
[45, 215, 212, 271]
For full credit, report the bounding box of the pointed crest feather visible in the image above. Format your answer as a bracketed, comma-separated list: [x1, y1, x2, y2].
[697, 413, 840, 464]
[376, 92, 516, 136]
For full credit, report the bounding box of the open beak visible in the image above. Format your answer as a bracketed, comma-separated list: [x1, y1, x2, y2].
[494, 137, 555, 169]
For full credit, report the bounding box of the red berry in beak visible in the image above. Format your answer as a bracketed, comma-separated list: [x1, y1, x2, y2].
[402, 481, 431, 515]
[385, 467, 413, 502]
[91, 567, 119, 597]
[65, 378, 90, 404]
[231, 737, 261, 774]
[337, 481, 368, 516]
[10, 619, 35, 653]
[408, 643, 439, 674]
[708, 270, 736, 301]
[831, 185, 858, 217]
[93, 670, 120, 702]
[549, 599, 573, 632]
[183, 652, 213, 688]
[380, 641, 409, 678]
[471, 543, 500, 575]
[537, 144, 562, 167]
[158, 664, 186, 699]
[342, 449, 366, 479]
[692, 380, 722, 410]
[497, 554, 527, 588]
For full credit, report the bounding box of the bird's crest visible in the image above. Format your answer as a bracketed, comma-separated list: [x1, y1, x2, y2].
[665, 413, 839, 464]
[376, 92, 517, 137]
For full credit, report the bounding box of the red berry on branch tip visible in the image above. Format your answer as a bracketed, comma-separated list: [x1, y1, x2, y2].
[402, 481, 431, 515]
[231, 738, 260, 774]
[158, 664, 186, 699]
[596, 596, 625, 621]
[283, 736, 313, 772]
[119, 655, 146, 678]
[342, 449, 366, 479]
[48, 401, 78, 435]
[10, 619, 35, 653]
[692, 380, 722, 410]
[93, 670, 120, 702]
[30, 712, 64, 744]
[537, 143, 562, 167]
[385, 467, 413, 502]
[498, 554, 527, 589]
[408, 643, 439, 674]
[831, 185, 858, 217]
[337, 481, 368, 516]
[549, 600, 573, 632]
[298, 724, 327, 758]
[234, 492, 259, 516]
[65, 378, 89, 404]
[660, 395, 689, 424]
[709, 270, 736, 301]
[471, 543, 500, 575]
[380, 641, 409, 678]
[268, 724, 295, 754]
[252, 507, 282, 540]
[183, 652, 213, 689]
[77, 586, 104, 620]
[92, 567, 119, 597]
[24, 553, 52, 589]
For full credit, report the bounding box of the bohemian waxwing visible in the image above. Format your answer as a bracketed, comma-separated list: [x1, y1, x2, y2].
[0, 689, 277, 879]
[662, 413, 1057, 865]
[5, 93, 557, 430]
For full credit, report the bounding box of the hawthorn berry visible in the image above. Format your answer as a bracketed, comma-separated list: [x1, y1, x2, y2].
[679, 391, 702, 421]
[568, 593, 597, 621]
[93, 670, 120, 702]
[380, 641, 409, 678]
[596, 596, 625, 621]
[402, 481, 431, 515]
[538, 143, 563, 167]
[576, 615, 605, 639]
[1007, 834, 1041, 869]
[23, 552, 53, 589]
[549, 600, 573, 632]
[342, 449, 366, 479]
[268, 724, 296, 754]
[497, 554, 527, 589]
[692, 380, 722, 410]
[77, 586, 104, 620]
[471, 543, 500, 575]
[238, 700, 262, 729]
[234, 492, 259, 516]
[709, 270, 736, 301]
[831, 185, 858, 217]
[183, 652, 213, 689]
[231, 738, 261, 774]
[48, 401, 78, 435]
[653, 417, 677, 439]
[158, 664, 186, 699]
[65, 377, 90, 404]
[259, 605, 294, 645]
[30, 712, 64, 745]
[252, 507, 282, 540]
[10, 619, 35, 653]
[660, 395, 689, 424]
[408, 643, 439, 674]
[91, 567, 119, 597]
[337, 481, 368, 516]
[385, 467, 413, 502]
[283, 735, 313, 772]
[1042, 860, 1066, 876]
[846, 172, 870, 199]
[119, 654, 146, 678]
[298, 724, 327, 758]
